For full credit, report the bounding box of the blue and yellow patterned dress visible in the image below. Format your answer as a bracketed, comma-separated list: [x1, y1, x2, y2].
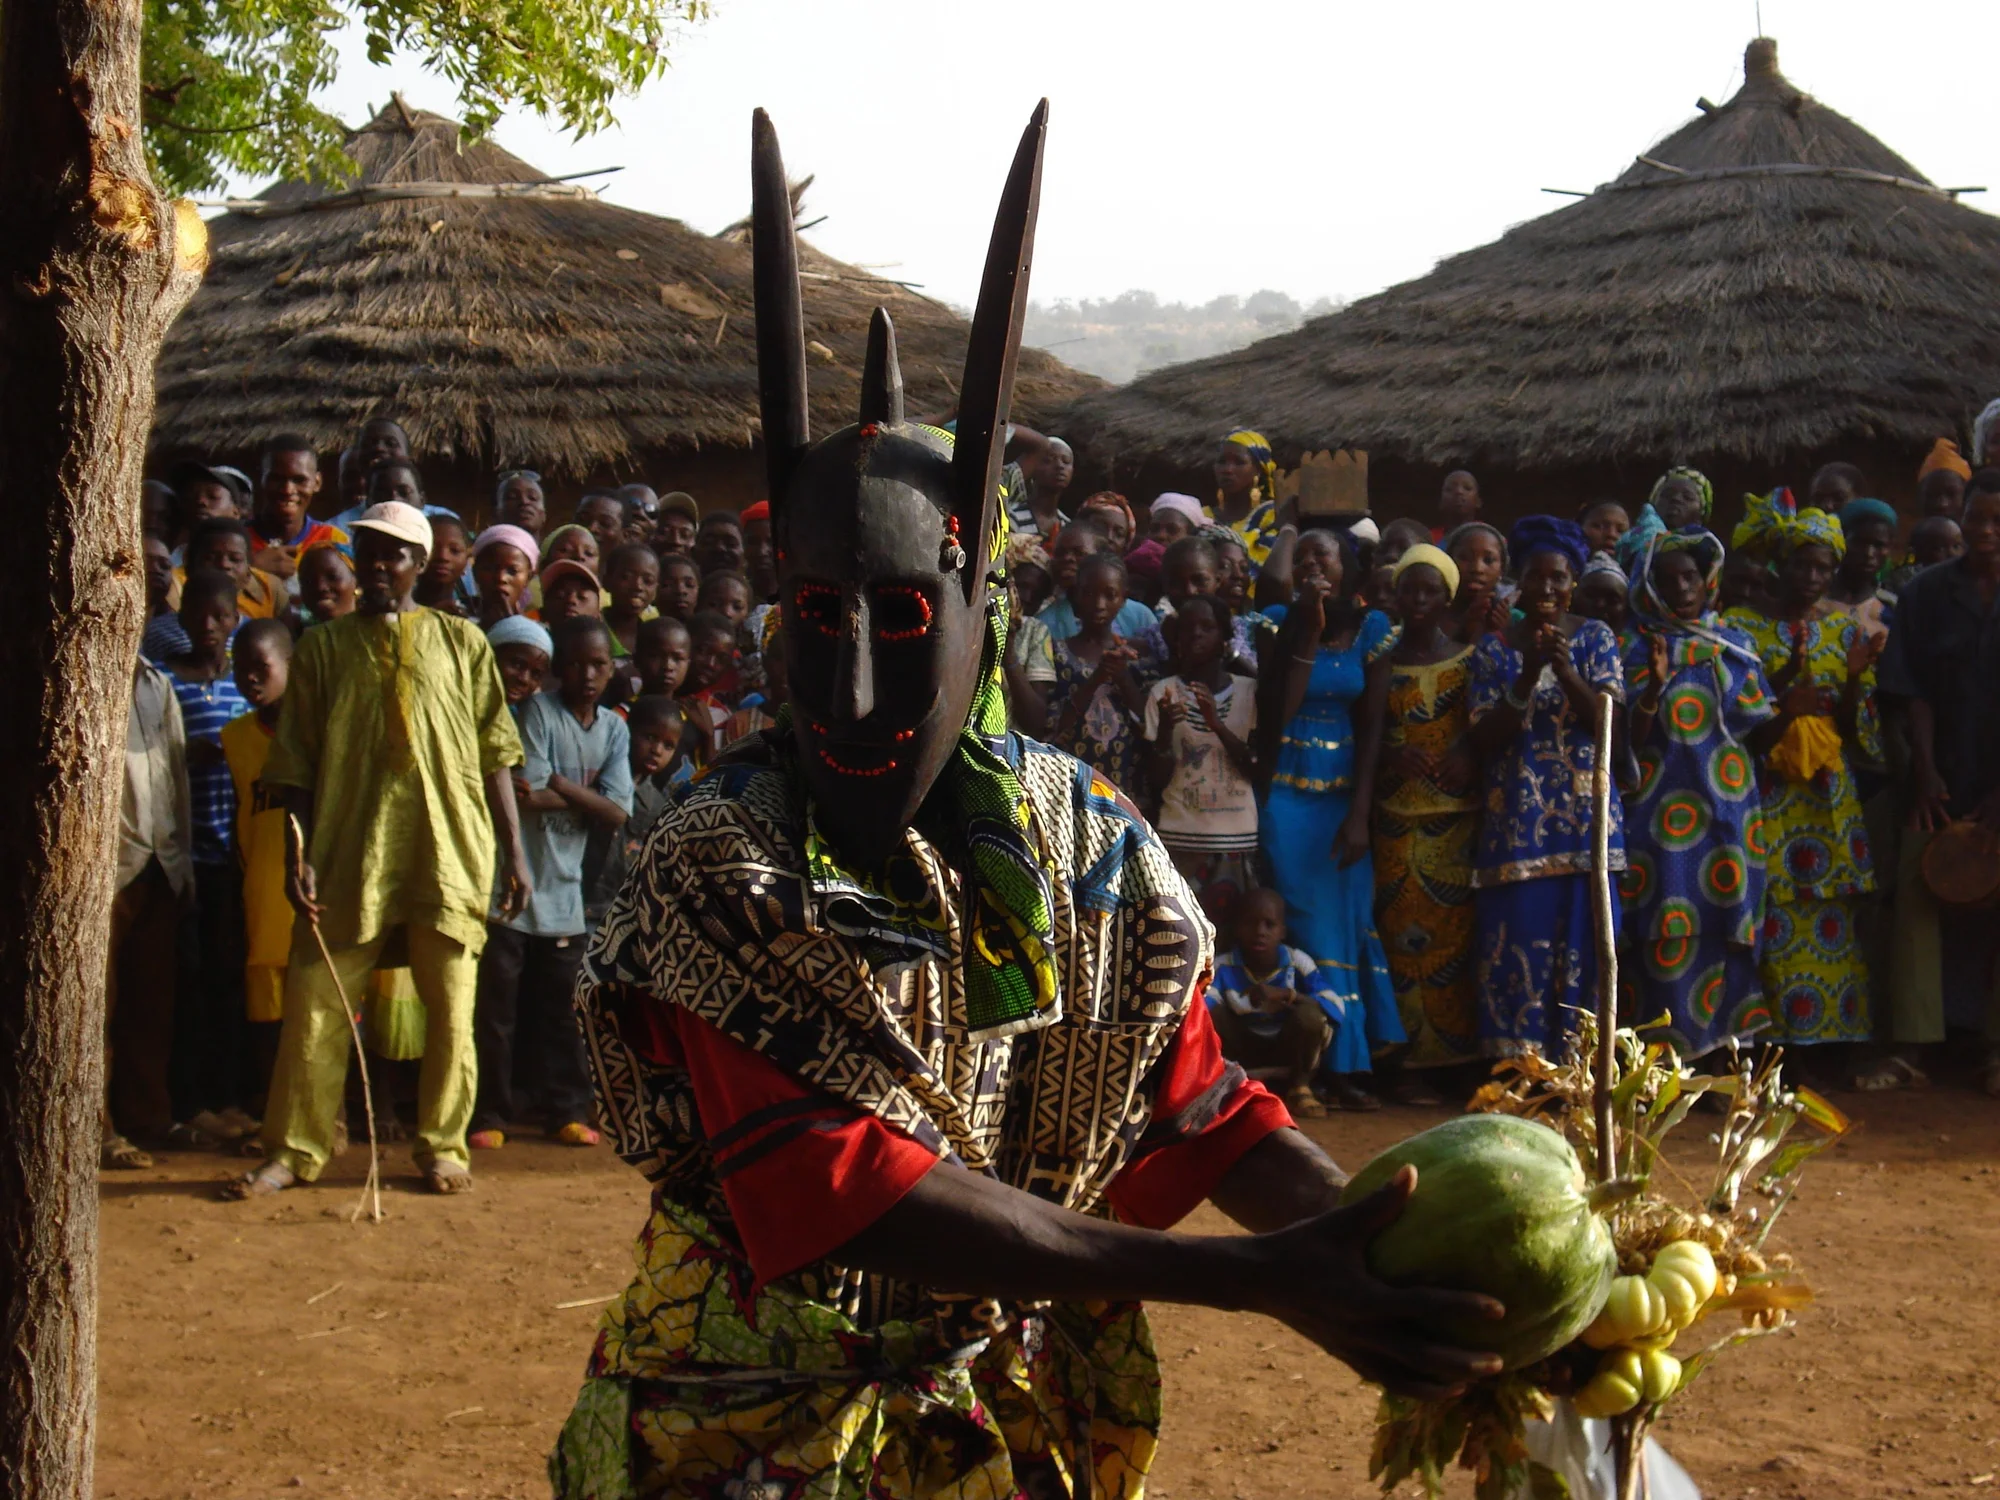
[1261, 609, 1404, 1074]
[1722, 607, 1878, 1045]
[1467, 620, 1626, 1057]
[1620, 623, 1776, 1056]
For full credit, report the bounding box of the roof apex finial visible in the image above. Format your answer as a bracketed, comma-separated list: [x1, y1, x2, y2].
[1745, 36, 1779, 77]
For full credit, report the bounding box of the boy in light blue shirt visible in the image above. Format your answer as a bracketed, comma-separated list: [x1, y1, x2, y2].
[471, 617, 631, 1147]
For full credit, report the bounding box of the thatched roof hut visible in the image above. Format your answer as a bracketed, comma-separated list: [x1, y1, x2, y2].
[1059, 39, 2000, 523]
[153, 99, 1100, 511]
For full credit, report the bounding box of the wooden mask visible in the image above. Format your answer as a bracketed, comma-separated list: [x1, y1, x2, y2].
[753, 103, 1046, 870]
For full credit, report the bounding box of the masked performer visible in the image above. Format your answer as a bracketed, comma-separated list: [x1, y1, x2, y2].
[549, 105, 1501, 1500]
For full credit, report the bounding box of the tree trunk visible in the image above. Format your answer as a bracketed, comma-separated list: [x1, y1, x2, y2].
[0, 0, 204, 1493]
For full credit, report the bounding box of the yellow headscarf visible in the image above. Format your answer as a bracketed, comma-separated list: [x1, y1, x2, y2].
[1391, 542, 1460, 599]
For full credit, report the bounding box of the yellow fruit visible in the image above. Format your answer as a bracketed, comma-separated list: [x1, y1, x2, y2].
[1572, 1348, 1644, 1418]
[1580, 1274, 1669, 1349]
[1648, 1240, 1720, 1327]
[1639, 1348, 1683, 1404]
[1653, 1241, 1720, 1301]
[1652, 1266, 1704, 1327]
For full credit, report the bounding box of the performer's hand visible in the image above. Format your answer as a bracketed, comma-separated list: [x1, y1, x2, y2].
[495, 839, 534, 922]
[286, 858, 323, 924]
[1247, 1166, 1506, 1400]
[1909, 765, 1952, 833]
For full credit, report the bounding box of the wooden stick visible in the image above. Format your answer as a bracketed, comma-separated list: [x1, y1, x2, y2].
[1589, 691, 1619, 1184]
[1590, 692, 1644, 1500]
[288, 815, 383, 1224]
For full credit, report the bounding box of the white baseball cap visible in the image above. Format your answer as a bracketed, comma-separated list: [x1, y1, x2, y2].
[350, 500, 434, 555]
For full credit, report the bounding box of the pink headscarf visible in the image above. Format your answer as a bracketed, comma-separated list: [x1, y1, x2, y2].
[473, 523, 540, 571]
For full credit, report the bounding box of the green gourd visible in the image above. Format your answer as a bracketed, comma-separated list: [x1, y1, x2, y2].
[1340, 1114, 1620, 1371]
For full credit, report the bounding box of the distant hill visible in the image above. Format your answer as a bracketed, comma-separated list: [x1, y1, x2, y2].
[1019, 290, 1344, 385]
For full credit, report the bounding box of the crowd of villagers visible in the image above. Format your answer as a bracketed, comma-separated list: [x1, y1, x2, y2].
[100, 402, 2000, 1183]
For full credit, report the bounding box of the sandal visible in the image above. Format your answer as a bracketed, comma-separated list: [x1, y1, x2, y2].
[1853, 1055, 1928, 1093]
[220, 1161, 296, 1200]
[1283, 1086, 1327, 1121]
[422, 1159, 474, 1195]
[468, 1129, 506, 1150]
[101, 1134, 154, 1171]
[554, 1122, 601, 1147]
[1388, 1078, 1445, 1108]
[165, 1120, 226, 1151]
[1335, 1080, 1384, 1112]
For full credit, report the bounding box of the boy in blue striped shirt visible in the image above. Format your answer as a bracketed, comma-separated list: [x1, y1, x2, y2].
[163, 569, 255, 1144]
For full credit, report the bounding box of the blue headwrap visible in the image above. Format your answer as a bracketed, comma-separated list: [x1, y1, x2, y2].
[1509, 515, 1590, 574]
[1837, 497, 1899, 534]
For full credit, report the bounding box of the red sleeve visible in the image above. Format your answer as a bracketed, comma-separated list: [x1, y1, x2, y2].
[664, 1009, 938, 1287]
[1104, 992, 1293, 1230]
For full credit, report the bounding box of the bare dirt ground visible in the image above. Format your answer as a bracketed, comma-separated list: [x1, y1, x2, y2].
[98, 1087, 2000, 1500]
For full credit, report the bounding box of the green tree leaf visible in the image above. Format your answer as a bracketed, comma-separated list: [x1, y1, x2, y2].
[141, 0, 708, 195]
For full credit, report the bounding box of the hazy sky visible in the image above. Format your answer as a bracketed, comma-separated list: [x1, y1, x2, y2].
[285, 0, 2000, 312]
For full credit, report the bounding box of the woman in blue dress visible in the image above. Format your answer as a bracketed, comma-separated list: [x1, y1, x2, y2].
[1467, 517, 1627, 1058]
[1620, 528, 1780, 1058]
[1260, 529, 1403, 1109]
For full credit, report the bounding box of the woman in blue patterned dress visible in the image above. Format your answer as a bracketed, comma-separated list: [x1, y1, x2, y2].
[1722, 493, 1881, 1050]
[1260, 529, 1403, 1108]
[1467, 517, 1626, 1058]
[1620, 529, 1781, 1057]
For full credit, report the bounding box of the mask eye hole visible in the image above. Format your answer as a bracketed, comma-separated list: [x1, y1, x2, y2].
[873, 585, 933, 642]
[794, 582, 841, 637]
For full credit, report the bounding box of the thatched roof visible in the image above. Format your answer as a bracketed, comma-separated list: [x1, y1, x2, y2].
[1060, 38, 2000, 475]
[153, 99, 1101, 476]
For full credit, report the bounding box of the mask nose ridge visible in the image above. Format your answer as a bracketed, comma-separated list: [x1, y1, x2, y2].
[833, 589, 875, 723]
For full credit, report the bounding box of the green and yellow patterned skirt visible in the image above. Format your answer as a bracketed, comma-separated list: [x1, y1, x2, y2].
[550, 1200, 1163, 1500]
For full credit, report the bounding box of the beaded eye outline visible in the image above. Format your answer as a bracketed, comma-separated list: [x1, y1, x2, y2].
[793, 581, 842, 637]
[873, 585, 933, 642]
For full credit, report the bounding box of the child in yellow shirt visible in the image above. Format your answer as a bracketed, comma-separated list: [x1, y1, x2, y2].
[222, 620, 295, 1105]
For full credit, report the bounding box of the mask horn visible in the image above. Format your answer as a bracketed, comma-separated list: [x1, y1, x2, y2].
[949, 99, 1048, 601]
[858, 308, 904, 427]
[752, 109, 810, 515]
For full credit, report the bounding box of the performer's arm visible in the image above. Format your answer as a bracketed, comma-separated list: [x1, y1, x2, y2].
[839, 1155, 1500, 1401]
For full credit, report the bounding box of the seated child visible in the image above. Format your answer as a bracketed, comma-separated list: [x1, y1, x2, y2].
[1143, 595, 1258, 921]
[1208, 888, 1335, 1119]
